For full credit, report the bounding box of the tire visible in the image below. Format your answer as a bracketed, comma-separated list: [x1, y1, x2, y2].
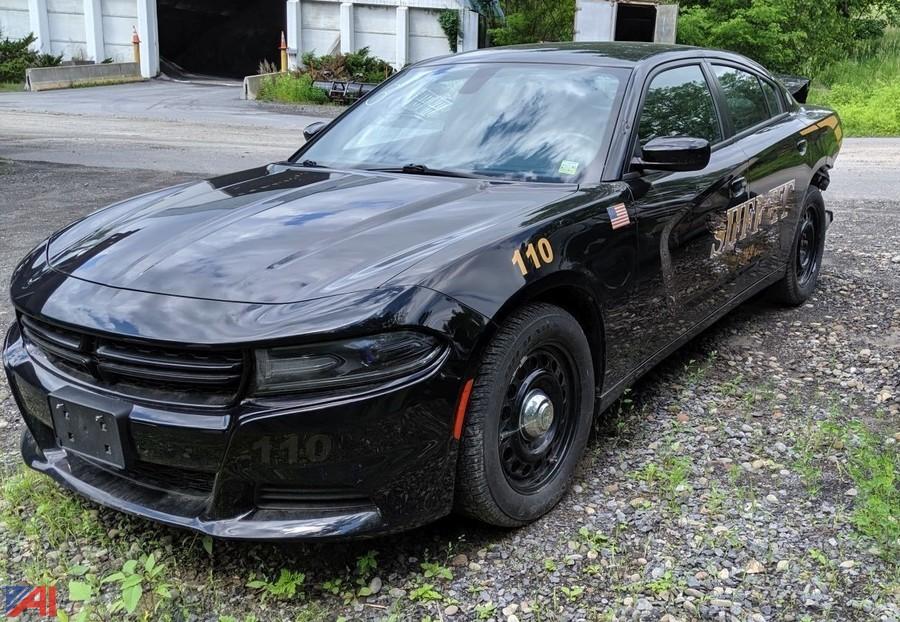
[455, 303, 595, 527]
[769, 186, 826, 306]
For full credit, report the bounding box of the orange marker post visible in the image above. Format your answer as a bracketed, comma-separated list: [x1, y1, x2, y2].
[132, 27, 141, 66]
[279, 31, 288, 73]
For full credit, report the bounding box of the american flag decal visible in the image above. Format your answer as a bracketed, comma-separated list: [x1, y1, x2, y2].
[608, 203, 631, 230]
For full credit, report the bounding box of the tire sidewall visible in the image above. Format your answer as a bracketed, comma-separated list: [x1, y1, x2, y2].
[478, 309, 594, 522]
[790, 187, 827, 299]
[776, 186, 826, 304]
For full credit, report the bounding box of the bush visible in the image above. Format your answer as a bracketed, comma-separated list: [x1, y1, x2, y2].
[488, 0, 575, 46]
[300, 47, 393, 84]
[676, 0, 896, 76]
[0, 29, 61, 83]
[809, 29, 900, 136]
[257, 72, 330, 105]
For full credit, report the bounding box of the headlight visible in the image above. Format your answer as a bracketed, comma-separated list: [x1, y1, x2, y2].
[253, 331, 444, 395]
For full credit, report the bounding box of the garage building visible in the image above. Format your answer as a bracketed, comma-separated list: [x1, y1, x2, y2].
[0, 0, 488, 79]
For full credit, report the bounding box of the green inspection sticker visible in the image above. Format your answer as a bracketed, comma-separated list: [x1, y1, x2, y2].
[559, 160, 580, 176]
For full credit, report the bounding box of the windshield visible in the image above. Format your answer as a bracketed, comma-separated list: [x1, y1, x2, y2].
[296, 63, 628, 183]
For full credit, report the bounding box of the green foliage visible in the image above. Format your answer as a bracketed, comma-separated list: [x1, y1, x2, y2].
[101, 554, 173, 615]
[257, 73, 329, 105]
[809, 29, 900, 136]
[489, 0, 575, 46]
[355, 550, 378, 578]
[246, 569, 306, 601]
[475, 602, 497, 619]
[408, 583, 442, 602]
[677, 0, 898, 76]
[559, 585, 584, 601]
[420, 561, 453, 581]
[0, 29, 61, 83]
[0, 466, 105, 546]
[439, 9, 461, 53]
[301, 47, 394, 83]
[842, 422, 899, 560]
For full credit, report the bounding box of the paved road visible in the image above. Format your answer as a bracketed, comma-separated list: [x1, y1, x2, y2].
[828, 137, 900, 201]
[0, 81, 325, 175]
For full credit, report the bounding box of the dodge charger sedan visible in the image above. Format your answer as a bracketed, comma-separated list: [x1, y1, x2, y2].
[3, 43, 841, 540]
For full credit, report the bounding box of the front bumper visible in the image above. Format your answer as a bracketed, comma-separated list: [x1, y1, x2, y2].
[3, 321, 464, 540]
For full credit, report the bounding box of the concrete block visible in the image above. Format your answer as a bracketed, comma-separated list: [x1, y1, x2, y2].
[25, 61, 142, 91]
[243, 71, 282, 100]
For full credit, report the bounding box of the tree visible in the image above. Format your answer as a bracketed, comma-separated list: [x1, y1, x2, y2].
[677, 0, 899, 75]
[488, 0, 576, 46]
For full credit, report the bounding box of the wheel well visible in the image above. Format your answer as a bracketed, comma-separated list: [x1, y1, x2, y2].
[534, 287, 605, 394]
[811, 166, 831, 191]
[480, 285, 605, 397]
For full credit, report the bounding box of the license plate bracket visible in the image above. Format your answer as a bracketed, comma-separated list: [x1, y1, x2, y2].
[49, 386, 131, 469]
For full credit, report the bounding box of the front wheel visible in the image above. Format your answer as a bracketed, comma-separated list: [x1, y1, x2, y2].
[454, 303, 595, 527]
[769, 186, 826, 306]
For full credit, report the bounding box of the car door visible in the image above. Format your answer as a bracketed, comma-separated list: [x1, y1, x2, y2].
[624, 62, 751, 364]
[707, 62, 809, 289]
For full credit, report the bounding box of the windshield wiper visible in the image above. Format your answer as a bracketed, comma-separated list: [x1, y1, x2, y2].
[367, 164, 479, 179]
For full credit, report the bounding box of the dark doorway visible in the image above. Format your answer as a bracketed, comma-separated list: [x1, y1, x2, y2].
[157, 0, 285, 78]
[615, 3, 656, 42]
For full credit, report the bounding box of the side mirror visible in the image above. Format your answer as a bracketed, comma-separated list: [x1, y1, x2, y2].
[303, 121, 328, 142]
[634, 136, 711, 172]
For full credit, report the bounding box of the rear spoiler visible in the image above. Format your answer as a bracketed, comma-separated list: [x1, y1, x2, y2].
[775, 74, 811, 104]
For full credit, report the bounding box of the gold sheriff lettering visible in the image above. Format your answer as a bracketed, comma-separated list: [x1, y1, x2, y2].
[710, 180, 795, 257]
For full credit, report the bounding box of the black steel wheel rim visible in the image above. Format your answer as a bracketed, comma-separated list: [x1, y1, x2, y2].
[498, 344, 579, 495]
[796, 206, 820, 287]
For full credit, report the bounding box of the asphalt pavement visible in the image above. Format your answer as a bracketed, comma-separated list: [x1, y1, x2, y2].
[0, 81, 324, 174]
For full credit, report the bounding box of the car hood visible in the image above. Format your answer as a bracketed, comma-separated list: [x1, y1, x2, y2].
[46, 164, 577, 304]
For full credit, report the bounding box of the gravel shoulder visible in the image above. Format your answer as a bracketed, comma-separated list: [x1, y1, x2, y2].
[0, 160, 897, 622]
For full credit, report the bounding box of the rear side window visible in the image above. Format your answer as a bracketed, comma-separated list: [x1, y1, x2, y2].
[712, 65, 770, 132]
[760, 79, 782, 116]
[638, 65, 722, 145]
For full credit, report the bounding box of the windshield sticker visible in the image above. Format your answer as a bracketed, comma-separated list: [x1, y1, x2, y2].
[559, 160, 580, 176]
[407, 89, 455, 120]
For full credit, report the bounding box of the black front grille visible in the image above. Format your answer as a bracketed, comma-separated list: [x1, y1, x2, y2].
[20, 315, 245, 407]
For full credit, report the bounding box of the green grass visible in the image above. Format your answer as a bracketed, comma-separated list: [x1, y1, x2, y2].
[792, 411, 898, 562]
[809, 29, 900, 136]
[843, 422, 898, 561]
[0, 81, 23, 92]
[257, 73, 330, 105]
[1, 466, 107, 546]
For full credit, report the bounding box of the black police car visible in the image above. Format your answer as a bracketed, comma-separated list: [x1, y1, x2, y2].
[3, 43, 841, 539]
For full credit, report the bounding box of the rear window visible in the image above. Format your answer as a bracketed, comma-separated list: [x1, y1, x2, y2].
[760, 79, 783, 116]
[712, 65, 770, 133]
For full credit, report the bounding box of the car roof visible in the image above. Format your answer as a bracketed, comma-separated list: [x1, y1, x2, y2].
[420, 42, 758, 71]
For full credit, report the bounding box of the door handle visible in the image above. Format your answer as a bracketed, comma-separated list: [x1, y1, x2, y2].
[730, 176, 748, 198]
[796, 138, 808, 155]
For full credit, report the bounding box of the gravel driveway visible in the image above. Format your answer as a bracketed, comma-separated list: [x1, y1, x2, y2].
[0, 159, 897, 622]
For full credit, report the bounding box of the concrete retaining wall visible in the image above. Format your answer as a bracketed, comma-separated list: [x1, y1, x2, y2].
[242, 71, 281, 101]
[25, 60, 141, 90]
[287, 0, 479, 71]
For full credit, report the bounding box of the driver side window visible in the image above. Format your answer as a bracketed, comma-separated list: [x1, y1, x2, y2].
[638, 65, 722, 147]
